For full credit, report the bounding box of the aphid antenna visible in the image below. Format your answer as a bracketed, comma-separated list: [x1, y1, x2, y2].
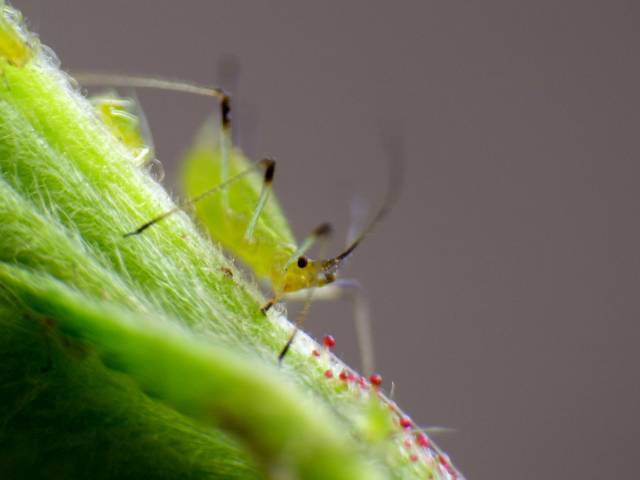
[346, 194, 369, 246]
[217, 54, 241, 100]
[321, 134, 405, 273]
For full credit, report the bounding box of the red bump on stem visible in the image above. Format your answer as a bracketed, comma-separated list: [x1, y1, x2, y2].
[416, 432, 430, 449]
[322, 334, 336, 349]
[399, 417, 412, 429]
[438, 454, 456, 477]
[369, 373, 382, 387]
[324, 369, 334, 379]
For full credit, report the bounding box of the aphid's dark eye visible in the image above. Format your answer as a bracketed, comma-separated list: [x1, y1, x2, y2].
[297, 256, 309, 268]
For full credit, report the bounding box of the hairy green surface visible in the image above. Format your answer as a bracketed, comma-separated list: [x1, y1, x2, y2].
[0, 3, 461, 479]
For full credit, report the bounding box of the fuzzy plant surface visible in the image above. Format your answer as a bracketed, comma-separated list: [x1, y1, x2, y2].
[0, 3, 462, 479]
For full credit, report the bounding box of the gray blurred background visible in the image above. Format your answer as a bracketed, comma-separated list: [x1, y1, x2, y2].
[19, 1, 639, 478]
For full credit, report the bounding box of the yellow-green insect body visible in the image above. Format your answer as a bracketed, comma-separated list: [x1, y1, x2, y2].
[182, 121, 387, 302]
[276, 258, 335, 294]
[180, 118, 394, 363]
[0, 3, 37, 67]
[182, 121, 299, 286]
[75, 73, 393, 365]
[91, 92, 153, 167]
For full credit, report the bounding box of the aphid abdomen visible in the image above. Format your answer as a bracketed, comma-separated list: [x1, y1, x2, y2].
[181, 120, 297, 281]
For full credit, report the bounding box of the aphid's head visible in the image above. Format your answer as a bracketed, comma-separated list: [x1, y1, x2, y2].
[278, 255, 337, 292]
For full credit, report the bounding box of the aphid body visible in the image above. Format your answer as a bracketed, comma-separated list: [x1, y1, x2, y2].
[182, 126, 344, 301]
[0, 3, 37, 68]
[91, 92, 154, 167]
[78, 73, 398, 366]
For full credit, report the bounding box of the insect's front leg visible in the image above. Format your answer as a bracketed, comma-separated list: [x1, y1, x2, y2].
[284, 279, 375, 376]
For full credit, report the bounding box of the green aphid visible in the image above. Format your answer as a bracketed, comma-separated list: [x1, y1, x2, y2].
[182, 124, 315, 294]
[0, 2, 37, 68]
[179, 120, 400, 363]
[90, 92, 154, 168]
[180, 126, 398, 315]
[76, 73, 399, 366]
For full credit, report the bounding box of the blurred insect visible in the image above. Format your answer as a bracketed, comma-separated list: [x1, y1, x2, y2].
[76, 73, 402, 372]
[0, 4, 38, 68]
[90, 91, 154, 168]
[87, 90, 170, 184]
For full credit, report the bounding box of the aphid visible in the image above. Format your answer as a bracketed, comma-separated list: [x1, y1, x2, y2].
[180, 121, 403, 368]
[0, 4, 38, 68]
[75, 73, 402, 370]
[90, 91, 155, 168]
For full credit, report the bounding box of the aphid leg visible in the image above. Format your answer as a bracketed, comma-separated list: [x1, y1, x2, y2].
[217, 55, 241, 95]
[352, 282, 375, 376]
[260, 293, 283, 314]
[216, 56, 260, 156]
[216, 56, 240, 210]
[123, 158, 273, 237]
[320, 133, 405, 268]
[218, 94, 232, 211]
[285, 279, 375, 375]
[278, 286, 316, 363]
[274, 225, 334, 363]
[244, 159, 276, 242]
[72, 72, 233, 205]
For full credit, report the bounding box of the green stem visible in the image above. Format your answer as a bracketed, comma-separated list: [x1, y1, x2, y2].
[0, 263, 380, 480]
